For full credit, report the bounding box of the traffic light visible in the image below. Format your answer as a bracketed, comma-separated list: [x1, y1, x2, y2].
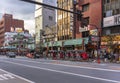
[77, 10, 83, 21]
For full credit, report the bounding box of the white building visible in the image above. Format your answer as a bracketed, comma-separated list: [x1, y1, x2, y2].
[35, 0, 56, 45]
[4, 32, 17, 46]
[4, 32, 35, 50]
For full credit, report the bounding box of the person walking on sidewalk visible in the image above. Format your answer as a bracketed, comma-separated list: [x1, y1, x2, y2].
[104, 51, 109, 62]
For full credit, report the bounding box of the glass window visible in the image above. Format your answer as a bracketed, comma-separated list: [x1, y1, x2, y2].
[106, 10, 113, 17]
[81, 17, 89, 27]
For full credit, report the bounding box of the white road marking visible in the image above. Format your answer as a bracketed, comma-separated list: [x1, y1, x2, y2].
[1, 60, 120, 83]
[10, 58, 120, 73]
[0, 73, 16, 80]
[0, 69, 35, 83]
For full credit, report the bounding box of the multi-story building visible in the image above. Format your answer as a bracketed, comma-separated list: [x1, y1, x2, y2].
[56, 0, 102, 50]
[4, 31, 35, 51]
[102, 0, 120, 53]
[0, 14, 24, 46]
[57, 0, 73, 40]
[77, 0, 102, 37]
[35, 0, 56, 46]
[76, 0, 102, 51]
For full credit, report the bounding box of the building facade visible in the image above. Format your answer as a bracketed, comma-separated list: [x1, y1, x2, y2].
[74, 0, 102, 51]
[57, 0, 73, 41]
[77, 0, 102, 38]
[35, 0, 56, 46]
[0, 14, 24, 46]
[102, 0, 120, 52]
[4, 32, 35, 51]
[55, 0, 102, 50]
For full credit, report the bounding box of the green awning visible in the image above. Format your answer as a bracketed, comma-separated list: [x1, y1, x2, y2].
[53, 41, 62, 46]
[43, 38, 88, 47]
[64, 38, 88, 46]
[43, 41, 62, 47]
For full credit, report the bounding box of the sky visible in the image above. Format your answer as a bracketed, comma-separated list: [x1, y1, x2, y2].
[0, 0, 35, 34]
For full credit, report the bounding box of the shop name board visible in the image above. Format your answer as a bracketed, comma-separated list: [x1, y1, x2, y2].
[104, 14, 120, 27]
[89, 29, 98, 36]
[79, 26, 88, 32]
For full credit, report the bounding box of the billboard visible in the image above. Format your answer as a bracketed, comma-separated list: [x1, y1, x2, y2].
[103, 14, 120, 27]
[103, 16, 114, 27]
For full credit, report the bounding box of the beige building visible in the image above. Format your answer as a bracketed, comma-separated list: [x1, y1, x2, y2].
[35, 0, 56, 46]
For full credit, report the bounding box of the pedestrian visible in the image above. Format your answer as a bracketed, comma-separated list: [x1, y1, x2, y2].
[104, 51, 109, 62]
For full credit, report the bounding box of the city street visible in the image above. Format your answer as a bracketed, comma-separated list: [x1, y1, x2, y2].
[0, 56, 120, 83]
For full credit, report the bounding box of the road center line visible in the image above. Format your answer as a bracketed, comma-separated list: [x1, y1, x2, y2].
[1, 60, 120, 83]
[11, 58, 120, 73]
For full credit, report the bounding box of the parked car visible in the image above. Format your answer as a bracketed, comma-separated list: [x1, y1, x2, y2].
[6, 52, 16, 58]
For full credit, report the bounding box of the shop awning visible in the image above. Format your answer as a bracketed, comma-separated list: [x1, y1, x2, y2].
[43, 38, 88, 47]
[64, 38, 88, 46]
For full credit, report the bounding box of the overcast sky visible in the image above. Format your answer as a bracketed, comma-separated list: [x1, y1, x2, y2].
[0, 0, 35, 34]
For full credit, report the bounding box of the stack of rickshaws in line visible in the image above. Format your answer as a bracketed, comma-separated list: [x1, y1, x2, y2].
[47, 50, 89, 61]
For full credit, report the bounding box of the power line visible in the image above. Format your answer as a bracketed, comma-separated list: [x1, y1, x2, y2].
[20, 0, 81, 15]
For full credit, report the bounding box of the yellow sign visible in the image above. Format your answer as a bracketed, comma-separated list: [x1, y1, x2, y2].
[102, 35, 120, 42]
[15, 28, 23, 33]
[90, 29, 98, 36]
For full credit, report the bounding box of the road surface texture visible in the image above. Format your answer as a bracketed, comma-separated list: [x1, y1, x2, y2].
[0, 56, 120, 83]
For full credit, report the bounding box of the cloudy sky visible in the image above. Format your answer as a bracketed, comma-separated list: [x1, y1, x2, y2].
[0, 0, 35, 34]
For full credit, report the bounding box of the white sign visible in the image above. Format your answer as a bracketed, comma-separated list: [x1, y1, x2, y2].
[79, 26, 88, 32]
[103, 16, 114, 27]
[103, 14, 120, 27]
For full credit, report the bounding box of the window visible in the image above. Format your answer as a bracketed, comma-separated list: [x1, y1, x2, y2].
[82, 4, 89, 12]
[105, 10, 113, 17]
[49, 16, 53, 21]
[104, 0, 110, 4]
[82, 31, 89, 37]
[81, 17, 89, 27]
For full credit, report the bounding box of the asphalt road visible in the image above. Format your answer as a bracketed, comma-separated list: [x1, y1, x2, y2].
[0, 56, 120, 83]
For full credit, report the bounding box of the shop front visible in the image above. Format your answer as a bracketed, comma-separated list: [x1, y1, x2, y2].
[63, 38, 88, 50]
[43, 38, 88, 51]
[101, 35, 120, 53]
